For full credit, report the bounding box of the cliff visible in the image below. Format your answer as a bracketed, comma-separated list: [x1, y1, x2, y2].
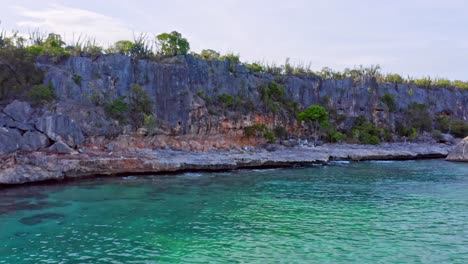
[35, 54, 467, 139]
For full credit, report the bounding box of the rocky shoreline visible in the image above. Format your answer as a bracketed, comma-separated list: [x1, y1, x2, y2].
[0, 143, 455, 185]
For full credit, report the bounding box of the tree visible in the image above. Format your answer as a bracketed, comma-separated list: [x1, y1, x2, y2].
[109, 40, 134, 56]
[156, 31, 190, 56]
[298, 105, 329, 146]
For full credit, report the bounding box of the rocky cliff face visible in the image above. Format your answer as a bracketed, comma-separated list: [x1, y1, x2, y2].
[36, 54, 468, 138]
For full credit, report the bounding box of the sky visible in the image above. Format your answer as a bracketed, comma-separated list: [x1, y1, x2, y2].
[1, 0, 467, 79]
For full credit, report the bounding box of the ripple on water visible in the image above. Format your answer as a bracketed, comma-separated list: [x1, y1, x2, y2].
[0, 160, 467, 263]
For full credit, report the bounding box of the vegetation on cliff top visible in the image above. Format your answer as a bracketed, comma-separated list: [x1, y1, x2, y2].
[1, 28, 468, 96]
[1, 28, 467, 145]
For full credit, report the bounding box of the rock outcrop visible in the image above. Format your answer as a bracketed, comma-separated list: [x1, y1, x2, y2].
[0, 101, 84, 155]
[47, 141, 78, 154]
[446, 137, 468, 162]
[3, 100, 32, 123]
[20, 131, 50, 152]
[0, 127, 22, 155]
[0, 143, 453, 184]
[35, 114, 85, 148]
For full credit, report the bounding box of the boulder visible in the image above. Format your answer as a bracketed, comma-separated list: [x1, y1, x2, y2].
[0, 113, 35, 131]
[0, 127, 22, 155]
[47, 141, 78, 154]
[446, 136, 468, 162]
[35, 114, 85, 148]
[3, 100, 32, 123]
[20, 131, 50, 151]
[440, 133, 456, 145]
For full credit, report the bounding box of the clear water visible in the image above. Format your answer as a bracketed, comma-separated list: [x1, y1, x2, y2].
[1, 160, 467, 263]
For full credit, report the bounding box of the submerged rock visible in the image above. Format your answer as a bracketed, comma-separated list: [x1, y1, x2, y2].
[446, 137, 468, 162]
[19, 213, 65, 225]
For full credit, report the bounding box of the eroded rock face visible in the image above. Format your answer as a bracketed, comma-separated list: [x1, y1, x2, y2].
[35, 115, 85, 148]
[0, 101, 85, 154]
[0, 127, 22, 155]
[37, 54, 468, 136]
[3, 100, 32, 123]
[446, 137, 468, 162]
[20, 131, 50, 151]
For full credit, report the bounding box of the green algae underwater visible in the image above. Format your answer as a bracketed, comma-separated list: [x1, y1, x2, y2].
[0, 160, 467, 263]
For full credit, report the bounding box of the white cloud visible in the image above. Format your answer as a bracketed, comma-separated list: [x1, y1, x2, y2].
[15, 4, 132, 45]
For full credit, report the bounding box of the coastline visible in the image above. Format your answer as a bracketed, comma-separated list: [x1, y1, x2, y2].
[0, 143, 454, 185]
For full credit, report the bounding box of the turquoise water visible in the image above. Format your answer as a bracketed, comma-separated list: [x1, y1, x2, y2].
[1, 160, 467, 263]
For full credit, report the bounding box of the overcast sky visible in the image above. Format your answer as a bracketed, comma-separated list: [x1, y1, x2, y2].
[1, 0, 467, 79]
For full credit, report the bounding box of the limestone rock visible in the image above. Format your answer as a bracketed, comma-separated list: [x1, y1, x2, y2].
[35, 114, 85, 148]
[446, 137, 468, 162]
[20, 131, 50, 151]
[47, 141, 78, 154]
[440, 133, 456, 145]
[3, 100, 32, 123]
[0, 127, 22, 155]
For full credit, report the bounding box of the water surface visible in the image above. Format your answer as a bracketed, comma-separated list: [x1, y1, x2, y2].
[1, 160, 467, 263]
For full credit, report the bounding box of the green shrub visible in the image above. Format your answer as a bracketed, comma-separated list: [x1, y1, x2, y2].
[436, 115, 451, 133]
[245, 62, 264, 73]
[200, 49, 220, 61]
[264, 131, 276, 143]
[220, 53, 240, 64]
[381, 94, 396, 112]
[28, 81, 56, 104]
[451, 120, 468, 138]
[129, 84, 153, 127]
[217, 94, 235, 108]
[220, 53, 240, 72]
[40, 33, 70, 62]
[244, 124, 269, 139]
[266, 81, 286, 102]
[105, 97, 129, 122]
[451, 80, 468, 90]
[433, 78, 451, 88]
[25, 45, 45, 57]
[130, 84, 153, 115]
[144, 114, 158, 136]
[397, 125, 419, 141]
[351, 117, 382, 144]
[72, 74, 82, 86]
[331, 131, 346, 143]
[0, 41, 44, 100]
[298, 105, 329, 146]
[385, 73, 404, 84]
[258, 81, 287, 113]
[414, 77, 432, 88]
[406, 103, 432, 132]
[83, 45, 103, 57]
[107, 40, 134, 56]
[273, 126, 288, 140]
[409, 128, 418, 140]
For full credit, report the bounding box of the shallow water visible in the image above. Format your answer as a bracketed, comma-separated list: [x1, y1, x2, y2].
[1, 160, 467, 263]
